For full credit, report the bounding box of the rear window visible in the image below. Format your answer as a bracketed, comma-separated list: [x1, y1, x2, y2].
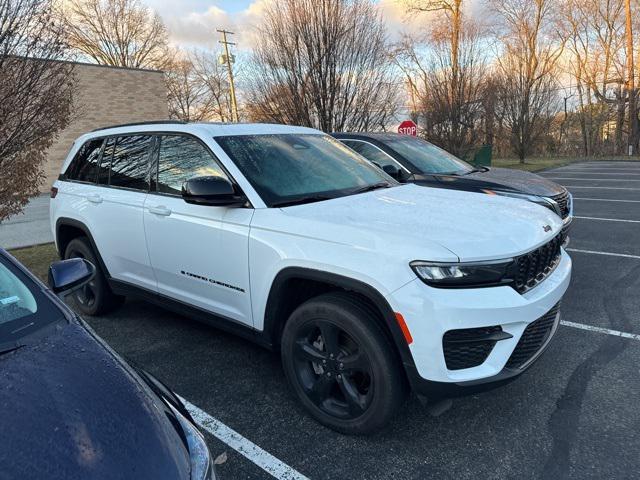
[65, 138, 104, 183]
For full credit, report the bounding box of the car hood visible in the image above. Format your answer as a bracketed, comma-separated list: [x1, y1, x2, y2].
[275, 184, 563, 262]
[433, 167, 566, 197]
[0, 322, 190, 480]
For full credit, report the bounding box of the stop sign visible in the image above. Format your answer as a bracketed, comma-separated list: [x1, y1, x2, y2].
[397, 120, 417, 136]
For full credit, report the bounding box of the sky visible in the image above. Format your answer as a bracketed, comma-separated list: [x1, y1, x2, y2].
[144, 0, 423, 52]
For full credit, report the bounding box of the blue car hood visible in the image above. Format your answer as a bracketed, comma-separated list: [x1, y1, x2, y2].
[0, 322, 190, 480]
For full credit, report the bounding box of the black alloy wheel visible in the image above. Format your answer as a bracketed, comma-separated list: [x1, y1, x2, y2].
[281, 292, 408, 435]
[293, 319, 373, 419]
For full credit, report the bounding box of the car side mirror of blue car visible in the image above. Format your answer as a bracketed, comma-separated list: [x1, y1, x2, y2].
[48, 258, 96, 297]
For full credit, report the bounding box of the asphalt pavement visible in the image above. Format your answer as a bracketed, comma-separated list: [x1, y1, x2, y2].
[66, 161, 640, 479]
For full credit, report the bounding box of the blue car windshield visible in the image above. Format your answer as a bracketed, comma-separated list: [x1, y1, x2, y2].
[0, 254, 63, 348]
[215, 134, 396, 207]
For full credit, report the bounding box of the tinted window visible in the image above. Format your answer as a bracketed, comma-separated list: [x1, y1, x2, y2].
[66, 139, 104, 182]
[382, 135, 473, 175]
[109, 135, 152, 190]
[155, 135, 227, 195]
[97, 137, 115, 185]
[215, 134, 394, 207]
[342, 140, 400, 169]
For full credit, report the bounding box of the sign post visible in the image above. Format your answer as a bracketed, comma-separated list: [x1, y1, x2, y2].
[397, 120, 417, 136]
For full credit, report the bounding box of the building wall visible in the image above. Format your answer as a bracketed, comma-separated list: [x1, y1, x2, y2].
[42, 62, 168, 191]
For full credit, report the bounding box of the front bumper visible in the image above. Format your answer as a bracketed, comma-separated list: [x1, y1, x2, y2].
[387, 249, 571, 393]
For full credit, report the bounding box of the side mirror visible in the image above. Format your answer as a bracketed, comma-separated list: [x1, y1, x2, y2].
[381, 164, 400, 177]
[48, 258, 95, 297]
[182, 176, 246, 207]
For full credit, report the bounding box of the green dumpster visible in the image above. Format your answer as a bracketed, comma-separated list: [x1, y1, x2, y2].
[473, 144, 492, 167]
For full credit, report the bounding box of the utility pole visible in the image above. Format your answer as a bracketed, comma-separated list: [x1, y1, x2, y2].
[624, 0, 637, 155]
[217, 29, 239, 123]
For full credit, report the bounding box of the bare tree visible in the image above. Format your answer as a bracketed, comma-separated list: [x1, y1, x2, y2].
[396, 18, 488, 157]
[561, 0, 627, 155]
[0, 0, 75, 221]
[492, 0, 564, 162]
[191, 50, 236, 122]
[60, 0, 168, 69]
[246, 0, 399, 132]
[401, 0, 464, 107]
[165, 49, 236, 122]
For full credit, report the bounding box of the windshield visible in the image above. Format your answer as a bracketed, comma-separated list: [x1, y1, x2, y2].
[382, 135, 474, 175]
[215, 134, 395, 207]
[0, 255, 64, 349]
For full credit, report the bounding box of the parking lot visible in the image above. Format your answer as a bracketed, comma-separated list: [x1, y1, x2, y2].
[49, 161, 640, 479]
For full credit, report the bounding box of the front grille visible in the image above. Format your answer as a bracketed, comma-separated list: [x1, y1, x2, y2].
[505, 303, 560, 369]
[512, 234, 563, 294]
[551, 191, 570, 219]
[443, 326, 503, 370]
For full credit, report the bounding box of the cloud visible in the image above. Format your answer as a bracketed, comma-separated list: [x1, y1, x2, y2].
[146, 0, 274, 51]
[150, 0, 485, 51]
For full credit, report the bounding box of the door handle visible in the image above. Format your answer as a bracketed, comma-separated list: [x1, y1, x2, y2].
[87, 194, 103, 204]
[148, 205, 172, 216]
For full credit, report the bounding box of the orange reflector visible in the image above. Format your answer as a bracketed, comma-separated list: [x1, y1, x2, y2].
[394, 312, 413, 345]
[482, 189, 496, 195]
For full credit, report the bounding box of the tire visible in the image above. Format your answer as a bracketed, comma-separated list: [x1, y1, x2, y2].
[281, 292, 408, 435]
[64, 237, 124, 316]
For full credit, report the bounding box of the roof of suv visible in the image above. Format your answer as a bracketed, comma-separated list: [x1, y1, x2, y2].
[85, 122, 320, 140]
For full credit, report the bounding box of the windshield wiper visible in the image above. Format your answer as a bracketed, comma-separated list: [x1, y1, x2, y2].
[349, 182, 394, 195]
[0, 344, 24, 358]
[272, 195, 334, 208]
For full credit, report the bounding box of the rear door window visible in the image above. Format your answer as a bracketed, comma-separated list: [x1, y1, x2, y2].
[66, 138, 104, 183]
[109, 135, 152, 190]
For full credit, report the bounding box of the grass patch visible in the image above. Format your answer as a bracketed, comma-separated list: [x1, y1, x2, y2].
[491, 156, 640, 172]
[8, 243, 59, 282]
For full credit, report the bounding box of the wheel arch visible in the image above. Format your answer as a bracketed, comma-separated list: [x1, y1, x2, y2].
[263, 267, 416, 372]
[55, 217, 111, 277]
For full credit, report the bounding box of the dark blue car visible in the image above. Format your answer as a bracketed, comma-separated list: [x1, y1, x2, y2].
[0, 249, 214, 479]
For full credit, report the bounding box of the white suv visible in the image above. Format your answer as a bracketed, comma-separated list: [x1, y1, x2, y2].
[50, 121, 571, 434]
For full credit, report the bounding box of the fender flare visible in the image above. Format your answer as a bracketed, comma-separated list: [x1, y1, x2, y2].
[264, 267, 416, 371]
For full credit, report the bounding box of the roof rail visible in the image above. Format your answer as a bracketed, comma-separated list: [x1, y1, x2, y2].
[91, 120, 187, 132]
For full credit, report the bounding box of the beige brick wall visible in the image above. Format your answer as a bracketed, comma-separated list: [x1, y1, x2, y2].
[42, 62, 168, 191]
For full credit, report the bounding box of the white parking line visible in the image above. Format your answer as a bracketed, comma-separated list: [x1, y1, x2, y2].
[564, 185, 640, 190]
[567, 248, 640, 260]
[180, 397, 310, 480]
[574, 216, 640, 223]
[561, 321, 640, 341]
[573, 197, 640, 203]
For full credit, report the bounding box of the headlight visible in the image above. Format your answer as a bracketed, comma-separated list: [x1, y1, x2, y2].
[168, 402, 214, 480]
[410, 259, 514, 288]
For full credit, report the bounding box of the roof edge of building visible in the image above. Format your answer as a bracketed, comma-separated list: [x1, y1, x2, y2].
[9, 55, 165, 74]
